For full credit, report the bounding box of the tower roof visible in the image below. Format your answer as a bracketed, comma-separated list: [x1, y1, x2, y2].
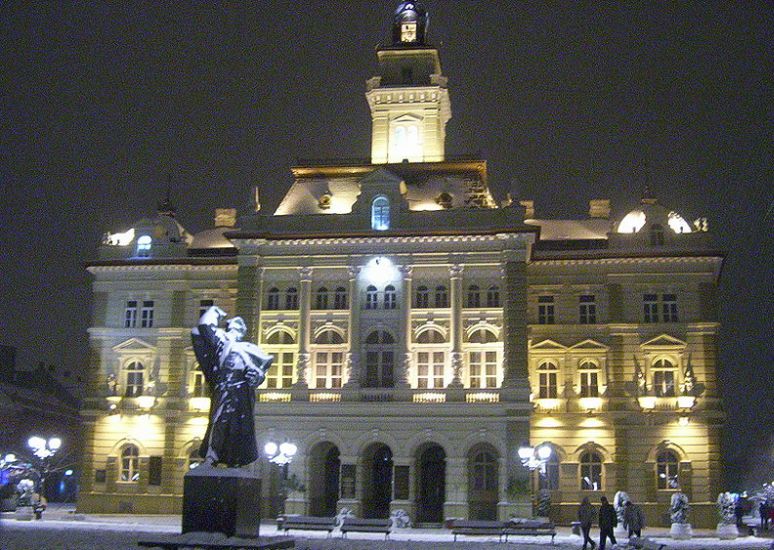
[391, 1, 429, 46]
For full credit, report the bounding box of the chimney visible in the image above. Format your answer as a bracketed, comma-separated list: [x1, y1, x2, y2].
[214, 209, 237, 228]
[520, 200, 535, 219]
[589, 199, 611, 219]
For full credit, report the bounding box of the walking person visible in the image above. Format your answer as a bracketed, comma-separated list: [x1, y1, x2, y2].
[598, 495, 618, 550]
[623, 500, 645, 538]
[578, 496, 597, 550]
[760, 500, 769, 531]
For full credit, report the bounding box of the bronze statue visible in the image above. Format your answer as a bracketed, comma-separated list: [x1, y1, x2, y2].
[191, 306, 272, 467]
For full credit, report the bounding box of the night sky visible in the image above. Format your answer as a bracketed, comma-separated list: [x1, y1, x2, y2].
[1, 2, 771, 486]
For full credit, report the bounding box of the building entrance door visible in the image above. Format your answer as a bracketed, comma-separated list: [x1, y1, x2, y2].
[363, 444, 393, 518]
[309, 442, 340, 517]
[417, 444, 445, 523]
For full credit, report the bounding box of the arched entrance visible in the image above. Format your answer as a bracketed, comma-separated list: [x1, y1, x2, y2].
[362, 443, 393, 518]
[416, 443, 446, 524]
[308, 442, 340, 517]
[468, 444, 499, 520]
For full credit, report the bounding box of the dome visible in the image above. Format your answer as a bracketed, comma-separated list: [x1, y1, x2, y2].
[616, 200, 692, 234]
[133, 214, 193, 245]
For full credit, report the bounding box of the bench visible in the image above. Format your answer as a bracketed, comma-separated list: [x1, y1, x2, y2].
[138, 532, 295, 549]
[277, 515, 337, 536]
[502, 520, 556, 545]
[629, 536, 667, 550]
[340, 517, 392, 539]
[451, 519, 505, 541]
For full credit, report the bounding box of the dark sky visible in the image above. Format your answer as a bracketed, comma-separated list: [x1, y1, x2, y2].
[1, 2, 771, 486]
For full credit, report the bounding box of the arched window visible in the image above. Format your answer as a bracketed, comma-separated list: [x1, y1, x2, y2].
[472, 450, 497, 491]
[539, 453, 560, 491]
[371, 196, 390, 231]
[266, 330, 295, 345]
[435, 285, 449, 308]
[136, 235, 152, 257]
[364, 330, 395, 388]
[334, 287, 348, 309]
[188, 447, 204, 470]
[416, 328, 445, 344]
[468, 350, 498, 388]
[314, 287, 329, 310]
[538, 361, 558, 398]
[652, 359, 676, 397]
[580, 451, 603, 491]
[266, 287, 280, 310]
[285, 287, 298, 310]
[124, 361, 144, 398]
[578, 361, 600, 397]
[486, 286, 500, 308]
[649, 224, 665, 246]
[415, 285, 429, 308]
[314, 330, 344, 345]
[365, 285, 379, 310]
[467, 285, 481, 308]
[656, 450, 680, 489]
[120, 444, 140, 482]
[384, 285, 397, 310]
[468, 328, 498, 344]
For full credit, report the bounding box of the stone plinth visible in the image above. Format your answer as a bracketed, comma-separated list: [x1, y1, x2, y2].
[716, 522, 739, 539]
[183, 466, 261, 538]
[669, 522, 693, 539]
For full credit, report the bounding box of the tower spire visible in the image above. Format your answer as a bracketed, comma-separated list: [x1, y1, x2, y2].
[158, 173, 176, 217]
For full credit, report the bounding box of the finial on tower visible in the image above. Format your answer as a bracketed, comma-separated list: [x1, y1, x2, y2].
[392, 1, 428, 45]
[158, 173, 176, 217]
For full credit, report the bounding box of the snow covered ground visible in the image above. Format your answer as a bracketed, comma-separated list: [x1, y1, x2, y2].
[0, 508, 771, 550]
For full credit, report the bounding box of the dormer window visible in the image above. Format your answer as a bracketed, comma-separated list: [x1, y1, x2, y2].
[401, 21, 417, 42]
[136, 235, 152, 257]
[371, 196, 391, 231]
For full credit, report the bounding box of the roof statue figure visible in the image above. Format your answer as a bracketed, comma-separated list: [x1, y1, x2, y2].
[191, 306, 273, 467]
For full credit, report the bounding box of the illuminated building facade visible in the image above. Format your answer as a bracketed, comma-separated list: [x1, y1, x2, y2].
[79, 2, 724, 526]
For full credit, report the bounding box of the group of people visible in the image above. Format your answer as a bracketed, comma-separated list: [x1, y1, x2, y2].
[578, 496, 645, 550]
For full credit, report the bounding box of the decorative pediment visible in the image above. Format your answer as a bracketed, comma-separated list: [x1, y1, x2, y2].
[112, 338, 156, 353]
[392, 113, 423, 124]
[359, 168, 404, 188]
[529, 339, 567, 351]
[640, 334, 687, 350]
[569, 339, 608, 351]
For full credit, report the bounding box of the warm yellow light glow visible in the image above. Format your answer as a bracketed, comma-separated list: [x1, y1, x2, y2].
[536, 398, 562, 411]
[678, 416, 690, 426]
[104, 228, 135, 246]
[187, 417, 209, 428]
[190, 397, 210, 412]
[579, 397, 602, 411]
[639, 396, 657, 410]
[668, 212, 692, 233]
[579, 417, 605, 428]
[535, 417, 562, 428]
[259, 392, 292, 403]
[309, 392, 342, 403]
[466, 392, 499, 403]
[617, 210, 646, 233]
[136, 395, 155, 410]
[411, 201, 444, 212]
[413, 392, 446, 403]
[363, 256, 398, 286]
[676, 395, 696, 410]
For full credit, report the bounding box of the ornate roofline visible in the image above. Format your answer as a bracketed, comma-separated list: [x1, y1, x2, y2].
[231, 232, 534, 248]
[87, 263, 238, 273]
[529, 255, 724, 266]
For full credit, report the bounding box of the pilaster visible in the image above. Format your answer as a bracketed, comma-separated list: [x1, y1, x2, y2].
[345, 266, 362, 388]
[294, 267, 313, 388]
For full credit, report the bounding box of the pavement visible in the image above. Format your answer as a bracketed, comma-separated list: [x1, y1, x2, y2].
[1, 504, 772, 550]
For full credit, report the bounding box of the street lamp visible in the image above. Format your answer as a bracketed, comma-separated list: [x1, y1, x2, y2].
[27, 435, 62, 509]
[518, 443, 553, 472]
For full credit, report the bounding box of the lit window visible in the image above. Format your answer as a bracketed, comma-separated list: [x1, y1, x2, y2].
[538, 295, 554, 324]
[314, 351, 344, 389]
[580, 451, 603, 491]
[469, 351, 497, 388]
[656, 450, 680, 489]
[124, 361, 144, 397]
[314, 287, 329, 310]
[415, 285, 429, 308]
[136, 235, 152, 257]
[579, 295, 596, 324]
[486, 286, 500, 308]
[435, 285, 449, 308]
[538, 361, 558, 398]
[264, 351, 294, 389]
[333, 287, 348, 309]
[467, 285, 481, 308]
[539, 454, 560, 491]
[365, 285, 379, 310]
[266, 288, 280, 310]
[468, 328, 497, 344]
[643, 294, 659, 323]
[371, 196, 390, 231]
[384, 285, 397, 310]
[124, 300, 138, 328]
[198, 299, 214, 317]
[579, 361, 599, 397]
[285, 288, 298, 310]
[391, 123, 420, 162]
[141, 300, 154, 328]
[266, 330, 295, 345]
[416, 351, 445, 388]
[652, 359, 676, 397]
[662, 294, 679, 322]
[120, 444, 140, 482]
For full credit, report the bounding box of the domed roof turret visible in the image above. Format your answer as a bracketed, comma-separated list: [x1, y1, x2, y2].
[616, 196, 692, 235]
[391, 1, 429, 46]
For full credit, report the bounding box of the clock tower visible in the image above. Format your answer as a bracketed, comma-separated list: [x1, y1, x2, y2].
[367, 1, 451, 164]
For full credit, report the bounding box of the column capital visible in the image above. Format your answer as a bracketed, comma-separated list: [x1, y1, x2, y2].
[449, 264, 464, 278]
[398, 265, 413, 278]
[298, 266, 313, 282]
[348, 265, 362, 280]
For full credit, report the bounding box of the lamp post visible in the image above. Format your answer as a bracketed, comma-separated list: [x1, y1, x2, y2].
[264, 441, 297, 516]
[28, 435, 61, 510]
[517, 443, 553, 474]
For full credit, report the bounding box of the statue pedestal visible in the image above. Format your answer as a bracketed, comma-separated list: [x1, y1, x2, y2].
[716, 523, 739, 540]
[670, 522, 693, 539]
[183, 466, 262, 538]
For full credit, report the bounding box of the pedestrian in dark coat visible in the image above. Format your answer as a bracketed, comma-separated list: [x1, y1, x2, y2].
[578, 496, 597, 550]
[623, 500, 645, 538]
[598, 496, 618, 550]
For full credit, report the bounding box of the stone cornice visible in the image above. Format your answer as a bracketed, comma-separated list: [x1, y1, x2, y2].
[88, 263, 238, 274]
[529, 256, 723, 267]
[232, 233, 535, 248]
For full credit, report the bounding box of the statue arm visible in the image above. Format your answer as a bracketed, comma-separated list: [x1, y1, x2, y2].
[192, 306, 227, 336]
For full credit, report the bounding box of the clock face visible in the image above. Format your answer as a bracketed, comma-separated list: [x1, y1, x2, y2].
[401, 22, 417, 42]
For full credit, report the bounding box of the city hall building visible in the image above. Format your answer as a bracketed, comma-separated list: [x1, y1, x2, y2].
[79, 2, 724, 527]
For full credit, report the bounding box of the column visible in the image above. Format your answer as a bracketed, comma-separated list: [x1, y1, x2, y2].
[448, 264, 464, 388]
[344, 266, 361, 388]
[294, 267, 313, 388]
[397, 265, 413, 388]
[160, 419, 178, 494]
[236, 259, 263, 344]
[501, 252, 529, 388]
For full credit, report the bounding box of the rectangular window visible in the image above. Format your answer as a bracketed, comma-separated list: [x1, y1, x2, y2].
[662, 294, 679, 322]
[394, 465, 410, 500]
[266, 352, 295, 389]
[334, 289, 348, 310]
[579, 295, 596, 324]
[141, 300, 154, 328]
[469, 351, 498, 388]
[190, 369, 208, 397]
[538, 371, 557, 398]
[314, 351, 343, 389]
[199, 299, 214, 317]
[315, 291, 329, 310]
[435, 287, 449, 308]
[384, 288, 397, 310]
[416, 351, 444, 388]
[124, 300, 138, 328]
[148, 456, 162, 486]
[580, 371, 599, 397]
[365, 288, 378, 310]
[644, 294, 659, 323]
[94, 469, 106, 484]
[538, 295, 555, 324]
[340, 464, 356, 499]
[653, 370, 676, 397]
[415, 288, 429, 308]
